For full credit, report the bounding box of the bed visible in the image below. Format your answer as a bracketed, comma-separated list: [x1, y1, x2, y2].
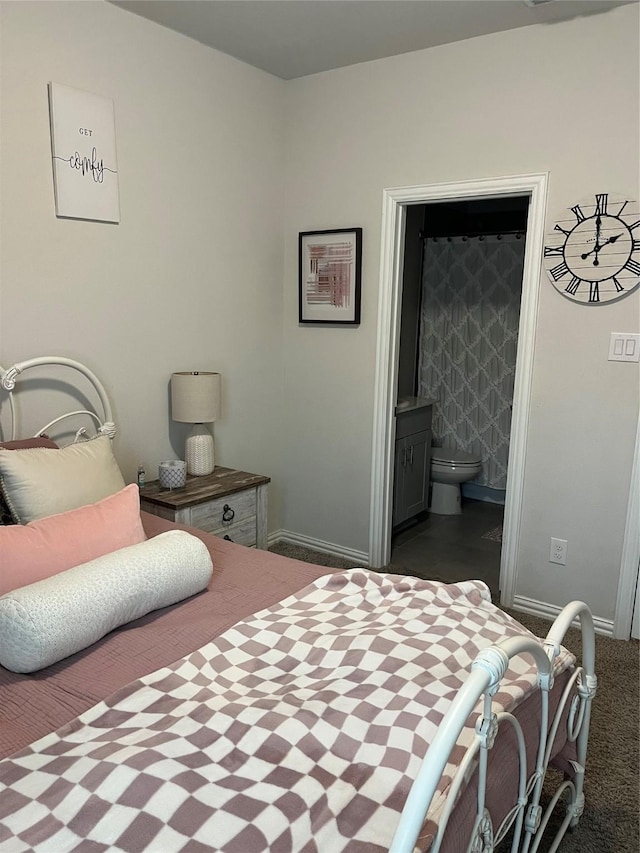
[0, 356, 597, 853]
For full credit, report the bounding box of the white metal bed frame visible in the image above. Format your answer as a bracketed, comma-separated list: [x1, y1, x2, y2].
[0, 356, 597, 853]
[391, 602, 596, 853]
[0, 355, 116, 443]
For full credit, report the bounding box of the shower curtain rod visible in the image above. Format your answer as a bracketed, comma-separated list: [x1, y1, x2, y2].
[420, 229, 525, 241]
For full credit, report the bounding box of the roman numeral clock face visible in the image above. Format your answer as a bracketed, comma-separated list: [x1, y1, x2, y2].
[544, 193, 640, 304]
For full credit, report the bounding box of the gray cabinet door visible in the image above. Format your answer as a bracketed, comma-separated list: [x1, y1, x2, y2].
[392, 438, 408, 527]
[403, 430, 431, 519]
[393, 429, 432, 526]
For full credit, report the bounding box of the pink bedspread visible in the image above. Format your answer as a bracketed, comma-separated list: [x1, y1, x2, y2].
[0, 514, 332, 761]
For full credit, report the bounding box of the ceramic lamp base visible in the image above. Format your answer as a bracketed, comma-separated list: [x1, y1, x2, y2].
[185, 424, 214, 476]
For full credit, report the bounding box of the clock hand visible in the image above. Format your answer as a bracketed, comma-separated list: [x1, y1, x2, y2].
[581, 242, 602, 260]
[581, 233, 622, 261]
[583, 215, 603, 266]
[594, 233, 622, 267]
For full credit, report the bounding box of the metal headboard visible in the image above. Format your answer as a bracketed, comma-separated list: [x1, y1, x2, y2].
[0, 356, 116, 443]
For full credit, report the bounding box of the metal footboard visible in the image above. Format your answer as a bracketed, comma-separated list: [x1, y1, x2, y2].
[390, 601, 596, 853]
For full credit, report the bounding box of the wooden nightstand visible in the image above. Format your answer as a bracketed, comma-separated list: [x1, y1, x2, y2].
[139, 466, 270, 549]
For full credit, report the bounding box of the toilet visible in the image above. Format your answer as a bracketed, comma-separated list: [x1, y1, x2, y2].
[430, 447, 482, 515]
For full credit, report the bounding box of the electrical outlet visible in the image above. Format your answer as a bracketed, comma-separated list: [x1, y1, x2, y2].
[550, 537, 568, 566]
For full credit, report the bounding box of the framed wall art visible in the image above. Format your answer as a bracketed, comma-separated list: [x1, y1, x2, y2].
[299, 228, 362, 324]
[48, 82, 120, 223]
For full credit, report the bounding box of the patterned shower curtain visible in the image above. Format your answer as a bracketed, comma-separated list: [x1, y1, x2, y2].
[417, 234, 525, 491]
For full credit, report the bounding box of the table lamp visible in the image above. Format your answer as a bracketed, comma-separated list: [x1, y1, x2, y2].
[171, 371, 221, 476]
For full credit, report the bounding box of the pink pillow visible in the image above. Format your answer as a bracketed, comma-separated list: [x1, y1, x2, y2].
[0, 484, 146, 595]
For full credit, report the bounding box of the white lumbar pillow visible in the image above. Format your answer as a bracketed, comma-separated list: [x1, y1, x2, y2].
[0, 531, 213, 673]
[0, 435, 126, 523]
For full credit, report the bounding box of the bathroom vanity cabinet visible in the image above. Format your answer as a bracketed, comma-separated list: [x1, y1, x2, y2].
[393, 399, 434, 528]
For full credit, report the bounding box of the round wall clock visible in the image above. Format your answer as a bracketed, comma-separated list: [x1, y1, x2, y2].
[543, 192, 640, 304]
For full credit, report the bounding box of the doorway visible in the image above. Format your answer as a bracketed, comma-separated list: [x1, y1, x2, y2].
[391, 197, 529, 595]
[369, 173, 549, 608]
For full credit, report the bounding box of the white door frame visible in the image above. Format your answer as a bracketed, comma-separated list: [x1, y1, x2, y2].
[369, 173, 549, 607]
[613, 414, 640, 639]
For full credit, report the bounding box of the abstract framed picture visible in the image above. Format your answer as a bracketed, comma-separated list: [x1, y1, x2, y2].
[299, 228, 362, 324]
[48, 82, 120, 223]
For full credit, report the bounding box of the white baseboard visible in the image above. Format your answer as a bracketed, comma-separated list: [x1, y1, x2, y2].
[511, 594, 614, 638]
[269, 530, 369, 567]
[267, 538, 614, 637]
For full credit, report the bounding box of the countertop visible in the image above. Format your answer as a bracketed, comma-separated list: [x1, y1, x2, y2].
[395, 396, 437, 415]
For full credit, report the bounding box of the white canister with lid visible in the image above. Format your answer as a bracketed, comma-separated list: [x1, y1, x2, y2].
[158, 460, 187, 490]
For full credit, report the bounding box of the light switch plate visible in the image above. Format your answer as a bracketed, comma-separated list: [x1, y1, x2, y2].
[608, 333, 640, 362]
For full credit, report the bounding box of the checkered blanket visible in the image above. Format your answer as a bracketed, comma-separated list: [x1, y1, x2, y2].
[0, 570, 573, 852]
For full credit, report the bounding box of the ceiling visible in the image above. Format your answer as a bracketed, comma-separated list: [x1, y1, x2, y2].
[110, 0, 634, 80]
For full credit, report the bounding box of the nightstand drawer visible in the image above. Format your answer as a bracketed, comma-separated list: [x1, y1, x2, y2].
[214, 516, 258, 547]
[190, 489, 256, 532]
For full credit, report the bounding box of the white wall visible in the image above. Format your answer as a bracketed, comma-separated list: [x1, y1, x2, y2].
[1, 1, 638, 624]
[282, 4, 640, 621]
[0, 1, 288, 522]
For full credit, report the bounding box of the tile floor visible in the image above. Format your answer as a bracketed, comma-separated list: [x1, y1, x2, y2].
[389, 498, 504, 600]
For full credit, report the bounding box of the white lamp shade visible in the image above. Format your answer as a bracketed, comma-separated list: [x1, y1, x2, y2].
[171, 372, 221, 424]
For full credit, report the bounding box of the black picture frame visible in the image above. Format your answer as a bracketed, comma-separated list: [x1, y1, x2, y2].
[298, 228, 362, 325]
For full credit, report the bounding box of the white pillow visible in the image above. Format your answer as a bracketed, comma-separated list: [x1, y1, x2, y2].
[0, 530, 213, 673]
[0, 436, 125, 523]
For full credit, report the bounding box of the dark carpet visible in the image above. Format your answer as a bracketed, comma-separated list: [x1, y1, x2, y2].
[269, 542, 640, 852]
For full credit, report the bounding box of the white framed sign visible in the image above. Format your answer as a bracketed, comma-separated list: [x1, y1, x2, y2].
[48, 82, 120, 223]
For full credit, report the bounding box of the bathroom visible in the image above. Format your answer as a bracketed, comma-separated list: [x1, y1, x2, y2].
[391, 196, 530, 594]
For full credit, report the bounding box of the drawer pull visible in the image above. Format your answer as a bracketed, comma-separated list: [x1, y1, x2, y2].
[222, 504, 235, 523]
[224, 534, 234, 542]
